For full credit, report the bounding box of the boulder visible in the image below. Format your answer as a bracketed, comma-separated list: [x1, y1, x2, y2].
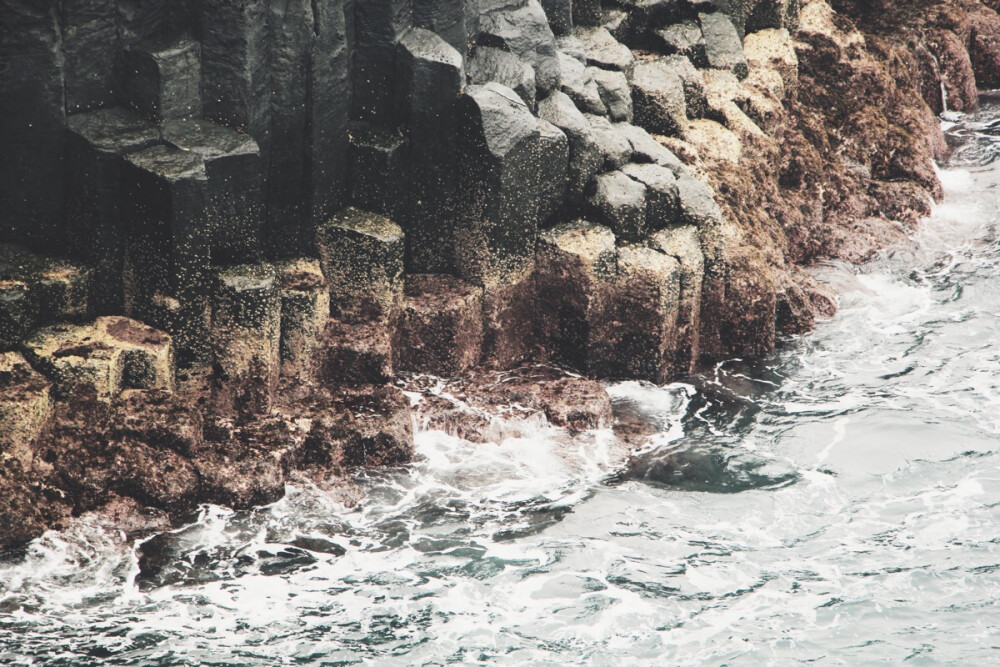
[396, 27, 466, 128]
[630, 59, 689, 136]
[616, 123, 685, 169]
[559, 51, 607, 115]
[479, 0, 561, 95]
[676, 171, 724, 227]
[586, 114, 634, 169]
[576, 27, 635, 73]
[21, 317, 175, 402]
[538, 91, 602, 201]
[412, 0, 468, 53]
[661, 55, 708, 118]
[621, 162, 680, 228]
[655, 20, 708, 68]
[468, 46, 538, 110]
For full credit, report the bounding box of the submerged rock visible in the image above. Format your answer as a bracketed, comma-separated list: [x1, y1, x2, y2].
[625, 443, 799, 492]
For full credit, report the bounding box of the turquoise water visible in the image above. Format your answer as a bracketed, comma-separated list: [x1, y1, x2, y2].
[1, 102, 999, 665]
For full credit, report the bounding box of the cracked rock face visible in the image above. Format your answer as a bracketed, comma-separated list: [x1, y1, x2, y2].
[1, 0, 999, 549]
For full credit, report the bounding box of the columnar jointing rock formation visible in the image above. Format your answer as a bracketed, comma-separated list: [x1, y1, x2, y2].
[1, 0, 999, 548]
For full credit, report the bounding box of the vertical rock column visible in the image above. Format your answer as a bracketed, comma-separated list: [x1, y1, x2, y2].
[121, 145, 211, 364]
[396, 27, 465, 273]
[160, 119, 264, 264]
[535, 221, 618, 373]
[316, 208, 405, 384]
[209, 263, 281, 417]
[65, 108, 161, 314]
[60, 0, 119, 114]
[307, 0, 352, 226]
[268, 0, 352, 255]
[455, 83, 542, 367]
[0, 0, 66, 249]
[354, 0, 413, 124]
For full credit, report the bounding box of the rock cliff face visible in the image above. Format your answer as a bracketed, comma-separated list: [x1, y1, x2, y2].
[1, 0, 998, 550]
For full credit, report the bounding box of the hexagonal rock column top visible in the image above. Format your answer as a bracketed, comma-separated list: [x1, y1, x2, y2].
[316, 207, 405, 324]
[535, 221, 618, 373]
[621, 162, 681, 228]
[277, 258, 330, 381]
[160, 119, 263, 264]
[209, 263, 281, 417]
[395, 27, 466, 129]
[21, 317, 175, 402]
[397, 274, 484, 375]
[0, 352, 52, 468]
[590, 245, 682, 383]
[65, 107, 160, 313]
[588, 170, 649, 242]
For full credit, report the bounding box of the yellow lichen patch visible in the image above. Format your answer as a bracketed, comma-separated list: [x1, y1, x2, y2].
[683, 119, 743, 164]
[743, 28, 799, 97]
[21, 318, 174, 402]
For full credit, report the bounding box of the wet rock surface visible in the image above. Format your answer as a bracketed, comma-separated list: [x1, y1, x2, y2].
[1, 0, 999, 550]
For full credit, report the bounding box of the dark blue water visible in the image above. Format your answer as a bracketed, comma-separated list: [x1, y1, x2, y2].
[1, 103, 999, 665]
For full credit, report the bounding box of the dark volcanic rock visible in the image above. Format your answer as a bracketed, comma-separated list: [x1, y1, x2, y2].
[120, 144, 211, 363]
[120, 35, 203, 122]
[538, 91, 602, 202]
[161, 119, 263, 263]
[588, 170, 649, 242]
[626, 443, 799, 493]
[468, 46, 538, 110]
[349, 125, 411, 223]
[479, 0, 561, 95]
[699, 12, 749, 80]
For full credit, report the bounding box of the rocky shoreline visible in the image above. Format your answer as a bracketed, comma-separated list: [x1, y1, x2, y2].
[1, 0, 999, 552]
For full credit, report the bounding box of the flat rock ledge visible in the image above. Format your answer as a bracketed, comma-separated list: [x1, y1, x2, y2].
[2, 0, 1000, 552]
